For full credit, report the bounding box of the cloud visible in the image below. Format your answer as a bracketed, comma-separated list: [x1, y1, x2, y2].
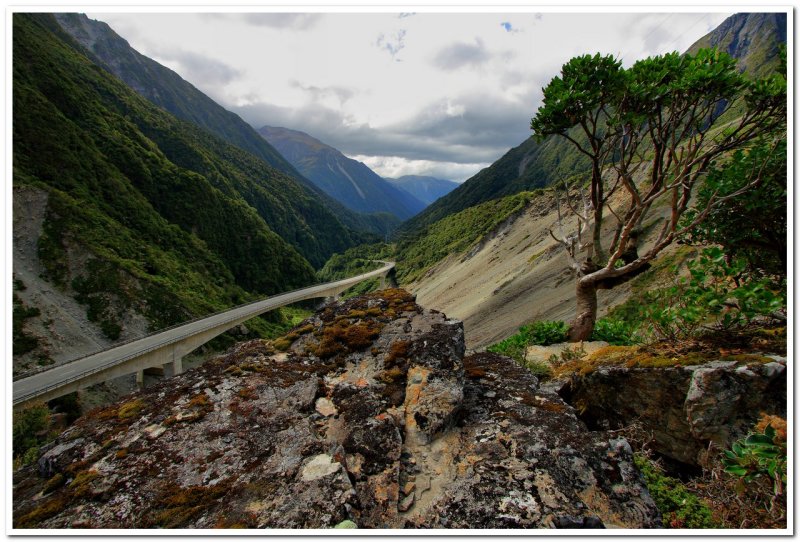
[153, 49, 241, 86]
[350, 155, 485, 183]
[432, 38, 492, 70]
[234, 13, 321, 30]
[233, 86, 537, 168]
[376, 29, 407, 61]
[290, 80, 355, 106]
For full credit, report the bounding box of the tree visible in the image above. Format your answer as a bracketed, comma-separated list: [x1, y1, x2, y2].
[531, 49, 785, 341]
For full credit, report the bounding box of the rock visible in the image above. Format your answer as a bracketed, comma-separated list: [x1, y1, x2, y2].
[13, 289, 659, 529]
[398, 493, 415, 512]
[560, 358, 786, 465]
[315, 397, 337, 417]
[301, 454, 342, 482]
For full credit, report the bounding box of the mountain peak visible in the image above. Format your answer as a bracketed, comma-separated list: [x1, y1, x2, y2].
[259, 126, 426, 220]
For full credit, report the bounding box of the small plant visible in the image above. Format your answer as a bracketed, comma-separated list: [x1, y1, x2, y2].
[722, 423, 787, 497]
[634, 454, 717, 528]
[547, 344, 586, 367]
[609, 247, 785, 343]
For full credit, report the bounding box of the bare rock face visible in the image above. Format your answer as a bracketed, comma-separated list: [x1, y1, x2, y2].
[559, 358, 787, 466]
[13, 289, 659, 529]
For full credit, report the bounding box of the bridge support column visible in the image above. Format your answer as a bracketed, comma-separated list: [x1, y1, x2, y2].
[173, 357, 183, 376]
[380, 275, 386, 289]
[136, 370, 144, 389]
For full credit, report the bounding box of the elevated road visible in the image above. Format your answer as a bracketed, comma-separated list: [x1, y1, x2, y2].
[13, 262, 395, 409]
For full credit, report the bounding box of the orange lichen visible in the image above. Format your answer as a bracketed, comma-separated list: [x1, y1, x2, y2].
[755, 414, 787, 444]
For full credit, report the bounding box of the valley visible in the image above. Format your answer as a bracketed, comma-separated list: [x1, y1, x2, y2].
[10, 9, 788, 533]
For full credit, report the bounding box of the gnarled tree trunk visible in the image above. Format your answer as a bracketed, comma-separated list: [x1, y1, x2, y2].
[569, 279, 598, 341]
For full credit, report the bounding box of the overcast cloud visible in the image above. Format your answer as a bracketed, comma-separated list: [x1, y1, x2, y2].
[89, 11, 730, 182]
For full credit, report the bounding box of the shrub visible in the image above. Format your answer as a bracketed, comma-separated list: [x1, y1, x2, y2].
[487, 320, 568, 366]
[608, 248, 785, 343]
[525, 320, 569, 345]
[590, 318, 640, 345]
[12, 404, 51, 460]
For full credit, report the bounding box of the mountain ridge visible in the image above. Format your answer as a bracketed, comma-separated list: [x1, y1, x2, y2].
[259, 125, 426, 220]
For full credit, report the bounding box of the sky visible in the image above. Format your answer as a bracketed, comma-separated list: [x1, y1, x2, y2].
[89, 11, 731, 182]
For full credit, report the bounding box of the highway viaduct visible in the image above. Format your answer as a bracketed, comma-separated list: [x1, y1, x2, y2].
[13, 262, 395, 409]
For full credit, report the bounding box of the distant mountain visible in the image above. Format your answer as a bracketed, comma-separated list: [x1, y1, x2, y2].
[385, 176, 459, 206]
[53, 13, 398, 239]
[259, 126, 426, 220]
[397, 11, 786, 240]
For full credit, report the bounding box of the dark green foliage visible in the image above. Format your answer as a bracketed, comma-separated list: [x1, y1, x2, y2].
[396, 192, 535, 283]
[12, 404, 50, 461]
[683, 138, 786, 279]
[634, 454, 717, 528]
[590, 318, 640, 346]
[13, 294, 40, 356]
[607, 248, 785, 343]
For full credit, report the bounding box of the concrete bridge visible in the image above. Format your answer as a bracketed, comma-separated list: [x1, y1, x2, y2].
[13, 262, 395, 409]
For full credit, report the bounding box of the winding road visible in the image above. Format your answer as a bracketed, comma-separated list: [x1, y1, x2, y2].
[13, 262, 395, 408]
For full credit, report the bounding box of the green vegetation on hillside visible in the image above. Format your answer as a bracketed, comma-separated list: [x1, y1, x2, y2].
[13, 14, 341, 337]
[396, 191, 537, 283]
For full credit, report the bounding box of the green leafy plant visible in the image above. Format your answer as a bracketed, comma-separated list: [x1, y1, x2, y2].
[722, 424, 787, 497]
[590, 318, 640, 345]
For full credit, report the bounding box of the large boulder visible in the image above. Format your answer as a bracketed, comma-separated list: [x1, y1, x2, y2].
[13, 289, 659, 529]
[559, 356, 786, 466]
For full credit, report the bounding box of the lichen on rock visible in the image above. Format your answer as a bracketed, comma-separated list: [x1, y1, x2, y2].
[13, 288, 660, 529]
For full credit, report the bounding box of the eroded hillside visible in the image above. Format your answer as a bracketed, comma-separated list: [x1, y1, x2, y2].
[409, 188, 681, 350]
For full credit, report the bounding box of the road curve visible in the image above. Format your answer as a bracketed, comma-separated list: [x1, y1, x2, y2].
[13, 262, 395, 406]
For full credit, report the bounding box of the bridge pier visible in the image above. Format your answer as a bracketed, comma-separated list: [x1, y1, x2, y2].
[380, 275, 386, 289]
[173, 357, 183, 375]
[136, 370, 144, 389]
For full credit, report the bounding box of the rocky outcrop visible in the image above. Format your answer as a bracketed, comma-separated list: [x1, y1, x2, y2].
[559, 357, 787, 466]
[13, 289, 659, 529]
